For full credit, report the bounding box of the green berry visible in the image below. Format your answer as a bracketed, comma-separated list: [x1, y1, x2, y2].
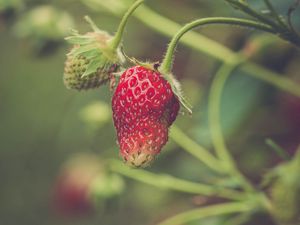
[63, 18, 124, 91]
[64, 46, 119, 90]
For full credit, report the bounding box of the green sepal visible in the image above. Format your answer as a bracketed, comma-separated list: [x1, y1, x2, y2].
[82, 54, 112, 78]
[125, 57, 193, 114]
[65, 35, 96, 45]
[163, 71, 193, 115]
[69, 45, 99, 57]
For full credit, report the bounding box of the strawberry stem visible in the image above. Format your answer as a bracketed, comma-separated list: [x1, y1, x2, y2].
[159, 17, 276, 74]
[109, 0, 144, 50]
[109, 159, 248, 200]
[156, 201, 257, 225]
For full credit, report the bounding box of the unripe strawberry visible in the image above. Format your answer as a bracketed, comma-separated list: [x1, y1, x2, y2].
[267, 151, 300, 225]
[112, 65, 180, 167]
[63, 27, 124, 90]
[63, 0, 145, 90]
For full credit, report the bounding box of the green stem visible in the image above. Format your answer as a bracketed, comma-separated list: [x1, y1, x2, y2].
[134, 6, 236, 62]
[222, 212, 253, 225]
[263, 0, 287, 28]
[243, 63, 300, 98]
[224, 0, 300, 46]
[109, 0, 144, 50]
[160, 17, 275, 74]
[170, 125, 224, 174]
[208, 59, 254, 192]
[87, 3, 300, 95]
[225, 0, 282, 30]
[156, 202, 254, 225]
[135, 6, 300, 91]
[108, 159, 247, 200]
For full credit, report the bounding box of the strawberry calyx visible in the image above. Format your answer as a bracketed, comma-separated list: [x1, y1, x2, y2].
[159, 69, 193, 115]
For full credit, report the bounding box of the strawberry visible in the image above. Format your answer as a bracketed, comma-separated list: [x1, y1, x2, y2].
[112, 65, 180, 167]
[63, 17, 124, 90]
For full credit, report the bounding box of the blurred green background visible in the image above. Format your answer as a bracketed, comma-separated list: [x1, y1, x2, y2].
[1, 0, 300, 224]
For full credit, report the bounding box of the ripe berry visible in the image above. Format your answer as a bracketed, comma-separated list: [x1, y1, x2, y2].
[112, 65, 180, 167]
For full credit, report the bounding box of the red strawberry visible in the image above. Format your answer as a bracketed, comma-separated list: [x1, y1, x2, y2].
[112, 65, 180, 167]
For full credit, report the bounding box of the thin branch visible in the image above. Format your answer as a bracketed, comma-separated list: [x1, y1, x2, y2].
[108, 159, 248, 200]
[157, 202, 254, 225]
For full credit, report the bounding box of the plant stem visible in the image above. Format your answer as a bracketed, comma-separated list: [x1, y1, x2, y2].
[135, 6, 300, 95]
[263, 0, 287, 28]
[224, 0, 300, 46]
[159, 17, 275, 74]
[208, 59, 254, 192]
[109, 0, 144, 50]
[243, 63, 300, 98]
[89, 4, 300, 96]
[170, 125, 224, 174]
[156, 202, 254, 225]
[222, 212, 253, 225]
[108, 159, 247, 200]
[224, 0, 281, 29]
[134, 6, 236, 62]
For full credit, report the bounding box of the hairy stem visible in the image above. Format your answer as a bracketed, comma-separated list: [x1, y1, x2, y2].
[109, 0, 144, 50]
[86, 3, 300, 96]
[160, 17, 275, 74]
[108, 159, 247, 200]
[156, 202, 254, 225]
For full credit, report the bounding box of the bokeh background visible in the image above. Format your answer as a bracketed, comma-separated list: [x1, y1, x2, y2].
[1, 0, 300, 224]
